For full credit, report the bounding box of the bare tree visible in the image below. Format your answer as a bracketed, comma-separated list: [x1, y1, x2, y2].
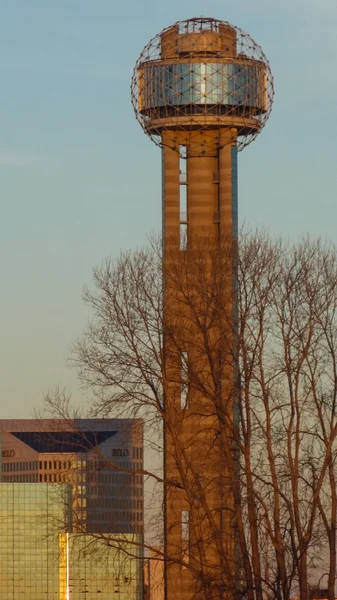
[45, 231, 337, 600]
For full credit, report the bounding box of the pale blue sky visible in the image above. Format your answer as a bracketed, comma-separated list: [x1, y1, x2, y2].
[0, 0, 336, 417]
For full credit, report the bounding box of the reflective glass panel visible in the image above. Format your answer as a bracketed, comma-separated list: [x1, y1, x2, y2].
[142, 61, 265, 109]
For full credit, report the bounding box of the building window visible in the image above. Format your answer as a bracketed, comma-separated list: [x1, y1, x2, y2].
[181, 351, 188, 409]
[181, 510, 190, 564]
[180, 224, 187, 251]
[231, 145, 238, 239]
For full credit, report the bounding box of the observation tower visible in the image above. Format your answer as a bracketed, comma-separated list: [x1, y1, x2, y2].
[132, 17, 274, 600]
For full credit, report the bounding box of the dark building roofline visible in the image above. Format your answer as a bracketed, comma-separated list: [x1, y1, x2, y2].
[10, 431, 117, 453]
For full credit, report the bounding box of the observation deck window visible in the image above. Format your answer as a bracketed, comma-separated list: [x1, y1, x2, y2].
[141, 62, 265, 110]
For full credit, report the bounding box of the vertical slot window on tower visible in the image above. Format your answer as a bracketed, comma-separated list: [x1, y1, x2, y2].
[181, 351, 188, 409]
[181, 510, 190, 564]
[179, 146, 187, 250]
[180, 224, 187, 251]
[231, 145, 238, 239]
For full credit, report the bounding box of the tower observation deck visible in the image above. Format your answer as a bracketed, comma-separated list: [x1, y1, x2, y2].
[132, 17, 274, 600]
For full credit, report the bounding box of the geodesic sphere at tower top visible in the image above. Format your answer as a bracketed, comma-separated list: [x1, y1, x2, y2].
[131, 17, 274, 155]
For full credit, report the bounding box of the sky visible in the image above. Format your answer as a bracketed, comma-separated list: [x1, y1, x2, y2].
[0, 0, 336, 418]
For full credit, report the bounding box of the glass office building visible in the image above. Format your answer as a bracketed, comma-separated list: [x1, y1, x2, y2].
[0, 484, 71, 599]
[0, 419, 144, 599]
[0, 484, 142, 599]
[0, 419, 144, 534]
[62, 533, 143, 600]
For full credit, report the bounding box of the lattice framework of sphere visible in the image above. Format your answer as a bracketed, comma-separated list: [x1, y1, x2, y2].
[131, 17, 274, 156]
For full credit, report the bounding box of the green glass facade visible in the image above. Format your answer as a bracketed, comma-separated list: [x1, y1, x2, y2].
[63, 534, 143, 600]
[0, 483, 71, 599]
[0, 484, 143, 599]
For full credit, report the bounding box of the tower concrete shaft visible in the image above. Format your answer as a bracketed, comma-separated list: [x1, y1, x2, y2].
[162, 127, 238, 600]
